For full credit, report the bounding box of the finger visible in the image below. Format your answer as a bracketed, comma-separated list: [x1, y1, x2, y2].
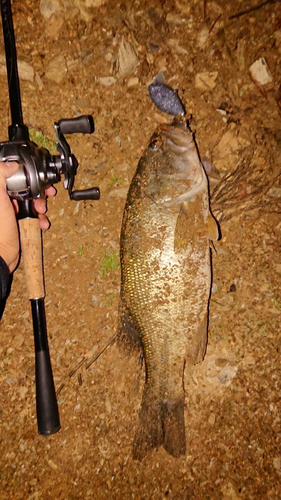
[12, 198, 19, 214]
[38, 214, 50, 230]
[45, 185, 56, 197]
[34, 198, 47, 214]
[0, 161, 19, 186]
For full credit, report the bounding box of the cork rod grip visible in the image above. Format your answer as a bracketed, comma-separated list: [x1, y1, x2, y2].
[18, 218, 45, 299]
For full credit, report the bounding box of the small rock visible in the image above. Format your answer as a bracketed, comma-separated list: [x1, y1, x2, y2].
[166, 13, 188, 24]
[221, 481, 241, 500]
[92, 295, 99, 305]
[40, 0, 61, 20]
[167, 39, 188, 54]
[105, 399, 112, 413]
[215, 358, 228, 368]
[249, 58, 273, 86]
[45, 13, 64, 37]
[268, 307, 281, 315]
[104, 51, 113, 62]
[127, 76, 139, 87]
[274, 31, 281, 50]
[45, 54, 67, 83]
[116, 37, 138, 79]
[35, 72, 44, 90]
[19, 387, 28, 399]
[267, 187, 281, 199]
[17, 60, 34, 82]
[197, 26, 210, 48]
[73, 202, 80, 215]
[99, 76, 116, 87]
[0, 55, 34, 82]
[46, 458, 58, 470]
[214, 130, 250, 171]
[85, 0, 107, 6]
[11, 334, 25, 349]
[218, 365, 238, 386]
[273, 457, 281, 473]
[195, 71, 218, 92]
[208, 413, 216, 425]
[275, 263, 281, 273]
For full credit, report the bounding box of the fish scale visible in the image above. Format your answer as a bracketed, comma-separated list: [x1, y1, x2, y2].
[118, 117, 218, 459]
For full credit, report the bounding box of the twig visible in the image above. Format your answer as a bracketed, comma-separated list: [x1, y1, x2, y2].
[209, 14, 222, 34]
[56, 334, 117, 395]
[229, 0, 276, 20]
[203, 0, 207, 21]
[56, 383, 65, 396]
[210, 298, 230, 308]
[86, 333, 117, 370]
[68, 357, 86, 378]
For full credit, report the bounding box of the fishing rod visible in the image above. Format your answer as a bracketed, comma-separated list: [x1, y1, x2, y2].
[0, 0, 100, 435]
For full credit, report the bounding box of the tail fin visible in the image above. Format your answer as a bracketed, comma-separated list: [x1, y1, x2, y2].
[162, 399, 186, 458]
[133, 396, 163, 460]
[133, 394, 186, 460]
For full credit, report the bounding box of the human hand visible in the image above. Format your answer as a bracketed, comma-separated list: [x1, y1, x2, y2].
[0, 162, 56, 273]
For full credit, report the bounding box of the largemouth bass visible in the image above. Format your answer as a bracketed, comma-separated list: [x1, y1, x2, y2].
[118, 117, 218, 459]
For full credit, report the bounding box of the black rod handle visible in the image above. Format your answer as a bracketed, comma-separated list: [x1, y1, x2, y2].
[32, 299, 60, 435]
[0, 0, 23, 126]
[18, 201, 60, 435]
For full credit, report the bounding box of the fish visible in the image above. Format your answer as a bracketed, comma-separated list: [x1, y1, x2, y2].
[118, 116, 218, 459]
[148, 73, 186, 116]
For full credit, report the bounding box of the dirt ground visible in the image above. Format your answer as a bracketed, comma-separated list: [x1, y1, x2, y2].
[0, 0, 281, 498]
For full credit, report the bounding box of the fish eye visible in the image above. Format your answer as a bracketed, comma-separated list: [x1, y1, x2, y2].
[148, 138, 161, 151]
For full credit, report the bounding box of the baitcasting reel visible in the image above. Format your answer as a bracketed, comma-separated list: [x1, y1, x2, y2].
[0, 114, 100, 202]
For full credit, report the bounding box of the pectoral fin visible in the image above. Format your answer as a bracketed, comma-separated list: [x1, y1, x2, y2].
[174, 202, 195, 252]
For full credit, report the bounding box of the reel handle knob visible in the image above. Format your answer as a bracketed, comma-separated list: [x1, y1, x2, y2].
[70, 187, 100, 201]
[57, 115, 94, 135]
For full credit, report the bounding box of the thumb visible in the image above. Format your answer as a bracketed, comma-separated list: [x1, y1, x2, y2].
[0, 161, 19, 184]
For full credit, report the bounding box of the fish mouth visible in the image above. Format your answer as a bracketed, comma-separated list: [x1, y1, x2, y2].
[162, 123, 193, 153]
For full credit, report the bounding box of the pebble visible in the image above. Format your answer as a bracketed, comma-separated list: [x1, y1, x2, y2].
[39, 0, 61, 20]
[197, 27, 210, 48]
[195, 71, 218, 92]
[218, 365, 238, 386]
[45, 54, 67, 83]
[127, 76, 139, 87]
[249, 58, 273, 86]
[99, 77, 116, 87]
[267, 187, 281, 199]
[73, 202, 80, 215]
[116, 38, 138, 79]
[45, 14, 64, 38]
[0, 55, 34, 82]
